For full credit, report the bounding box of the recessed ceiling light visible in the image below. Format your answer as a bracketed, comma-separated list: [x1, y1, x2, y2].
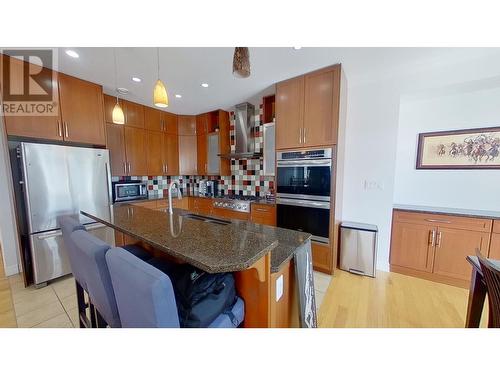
[175, 94, 182, 98]
[65, 50, 79, 58]
[293, 47, 302, 50]
[201, 83, 209, 88]
[132, 77, 141, 82]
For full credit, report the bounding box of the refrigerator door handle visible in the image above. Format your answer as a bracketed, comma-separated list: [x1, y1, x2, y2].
[105, 162, 112, 205]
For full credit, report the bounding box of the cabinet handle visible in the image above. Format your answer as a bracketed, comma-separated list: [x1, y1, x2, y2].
[64, 122, 69, 138]
[299, 128, 302, 144]
[161, 119, 164, 132]
[57, 120, 62, 137]
[165, 163, 168, 174]
[128, 162, 131, 174]
[123, 162, 127, 174]
[303, 128, 306, 144]
[425, 218, 451, 224]
[429, 229, 436, 246]
[255, 208, 269, 212]
[436, 231, 442, 247]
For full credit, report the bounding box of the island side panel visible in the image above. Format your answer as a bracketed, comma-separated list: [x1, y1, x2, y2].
[270, 259, 300, 328]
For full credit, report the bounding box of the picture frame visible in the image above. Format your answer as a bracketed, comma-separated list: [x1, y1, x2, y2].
[416, 126, 500, 169]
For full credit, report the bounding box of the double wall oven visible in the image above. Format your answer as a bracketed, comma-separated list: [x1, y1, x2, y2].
[276, 148, 333, 244]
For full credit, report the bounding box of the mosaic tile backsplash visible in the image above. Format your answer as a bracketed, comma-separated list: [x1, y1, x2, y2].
[111, 104, 275, 198]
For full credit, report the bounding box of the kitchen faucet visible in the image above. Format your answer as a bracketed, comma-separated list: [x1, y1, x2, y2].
[168, 180, 182, 215]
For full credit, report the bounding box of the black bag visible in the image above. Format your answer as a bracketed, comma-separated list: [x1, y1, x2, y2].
[170, 264, 237, 328]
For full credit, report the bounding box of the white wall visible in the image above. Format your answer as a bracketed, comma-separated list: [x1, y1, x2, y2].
[394, 86, 500, 211]
[341, 51, 500, 272]
[0, 116, 21, 276]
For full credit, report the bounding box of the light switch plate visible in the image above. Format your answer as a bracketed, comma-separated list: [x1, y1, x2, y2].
[276, 274, 284, 302]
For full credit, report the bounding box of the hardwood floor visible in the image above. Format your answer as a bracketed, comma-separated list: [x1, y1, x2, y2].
[0, 247, 17, 327]
[318, 269, 489, 328]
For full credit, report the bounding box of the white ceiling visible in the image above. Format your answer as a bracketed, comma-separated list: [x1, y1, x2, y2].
[44, 47, 500, 114]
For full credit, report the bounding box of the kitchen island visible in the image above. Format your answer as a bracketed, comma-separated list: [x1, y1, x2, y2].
[81, 203, 316, 328]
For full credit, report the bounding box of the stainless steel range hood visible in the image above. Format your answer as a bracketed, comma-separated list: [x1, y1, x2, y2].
[219, 102, 262, 159]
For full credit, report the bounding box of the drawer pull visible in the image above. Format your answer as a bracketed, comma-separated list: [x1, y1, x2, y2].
[255, 208, 269, 212]
[429, 230, 436, 246]
[425, 219, 451, 224]
[436, 231, 442, 247]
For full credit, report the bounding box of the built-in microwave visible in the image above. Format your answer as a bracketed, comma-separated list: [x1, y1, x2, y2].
[112, 181, 147, 202]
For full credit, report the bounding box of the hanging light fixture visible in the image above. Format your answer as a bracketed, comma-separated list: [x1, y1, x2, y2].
[112, 49, 125, 125]
[232, 47, 250, 78]
[153, 47, 169, 108]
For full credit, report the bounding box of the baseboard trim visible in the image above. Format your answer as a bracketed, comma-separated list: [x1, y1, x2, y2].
[390, 265, 469, 289]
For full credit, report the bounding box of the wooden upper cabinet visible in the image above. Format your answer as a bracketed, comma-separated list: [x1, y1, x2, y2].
[303, 65, 340, 147]
[489, 233, 500, 260]
[146, 130, 164, 176]
[218, 110, 231, 176]
[144, 106, 163, 132]
[197, 133, 207, 175]
[164, 133, 179, 175]
[432, 228, 490, 281]
[122, 100, 144, 128]
[196, 113, 209, 135]
[1, 55, 63, 141]
[124, 127, 147, 176]
[58, 73, 105, 145]
[178, 115, 196, 135]
[103, 94, 123, 124]
[390, 221, 434, 273]
[179, 134, 197, 175]
[275, 76, 304, 150]
[105, 123, 126, 176]
[164, 112, 178, 134]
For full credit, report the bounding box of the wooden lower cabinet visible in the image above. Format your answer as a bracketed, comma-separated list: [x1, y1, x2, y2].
[489, 233, 500, 260]
[250, 204, 276, 226]
[390, 209, 494, 288]
[312, 242, 332, 274]
[390, 222, 434, 273]
[188, 197, 213, 215]
[432, 227, 490, 280]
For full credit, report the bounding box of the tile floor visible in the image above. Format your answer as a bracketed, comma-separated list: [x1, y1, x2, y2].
[7, 271, 332, 328]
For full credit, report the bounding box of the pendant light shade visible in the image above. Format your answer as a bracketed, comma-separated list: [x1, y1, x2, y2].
[232, 47, 250, 78]
[112, 49, 125, 125]
[153, 48, 169, 108]
[153, 79, 168, 108]
[112, 99, 125, 124]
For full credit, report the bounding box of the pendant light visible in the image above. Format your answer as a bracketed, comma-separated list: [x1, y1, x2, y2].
[232, 47, 250, 78]
[153, 47, 169, 108]
[112, 48, 125, 124]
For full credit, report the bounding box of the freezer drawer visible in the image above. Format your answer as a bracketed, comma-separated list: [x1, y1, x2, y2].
[30, 224, 115, 285]
[339, 222, 378, 278]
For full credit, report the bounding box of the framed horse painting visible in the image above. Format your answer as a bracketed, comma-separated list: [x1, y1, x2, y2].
[416, 126, 500, 169]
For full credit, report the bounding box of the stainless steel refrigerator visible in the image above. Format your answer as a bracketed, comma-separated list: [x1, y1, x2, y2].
[12, 142, 115, 286]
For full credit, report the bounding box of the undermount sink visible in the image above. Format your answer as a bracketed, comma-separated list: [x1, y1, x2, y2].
[182, 213, 231, 226]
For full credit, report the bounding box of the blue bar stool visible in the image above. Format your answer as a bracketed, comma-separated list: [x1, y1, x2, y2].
[106, 247, 245, 328]
[71, 230, 122, 328]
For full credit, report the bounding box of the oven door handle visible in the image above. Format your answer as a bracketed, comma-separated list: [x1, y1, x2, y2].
[276, 198, 330, 209]
[277, 159, 332, 167]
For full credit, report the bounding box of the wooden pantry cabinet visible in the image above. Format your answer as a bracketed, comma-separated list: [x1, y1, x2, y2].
[105, 123, 147, 176]
[1, 55, 106, 145]
[145, 130, 179, 176]
[196, 113, 209, 175]
[144, 106, 177, 134]
[275, 64, 340, 150]
[103, 95, 144, 129]
[390, 209, 493, 288]
[178, 115, 197, 175]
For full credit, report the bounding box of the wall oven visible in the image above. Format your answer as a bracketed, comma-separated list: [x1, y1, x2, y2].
[276, 148, 333, 244]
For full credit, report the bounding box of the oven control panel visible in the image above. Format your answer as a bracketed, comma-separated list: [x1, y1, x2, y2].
[212, 199, 251, 213]
[278, 148, 332, 161]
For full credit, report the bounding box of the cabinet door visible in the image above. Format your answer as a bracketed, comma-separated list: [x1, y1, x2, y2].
[146, 130, 164, 176]
[207, 133, 220, 175]
[164, 112, 178, 134]
[103, 94, 125, 124]
[251, 204, 276, 226]
[178, 135, 197, 175]
[197, 133, 207, 175]
[312, 241, 332, 274]
[196, 114, 208, 135]
[105, 123, 126, 176]
[123, 100, 144, 128]
[144, 106, 163, 132]
[218, 110, 231, 176]
[1, 55, 63, 141]
[489, 233, 500, 260]
[58, 73, 105, 145]
[390, 222, 434, 272]
[178, 115, 197, 135]
[163, 133, 179, 175]
[303, 66, 339, 146]
[275, 76, 304, 150]
[124, 127, 147, 176]
[432, 228, 490, 280]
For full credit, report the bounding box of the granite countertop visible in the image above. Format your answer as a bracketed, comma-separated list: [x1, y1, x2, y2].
[81, 204, 309, 273]
[393, 204, 500, 220]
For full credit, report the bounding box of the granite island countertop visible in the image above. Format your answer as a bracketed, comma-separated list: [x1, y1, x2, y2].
[81, 204, 309, 273]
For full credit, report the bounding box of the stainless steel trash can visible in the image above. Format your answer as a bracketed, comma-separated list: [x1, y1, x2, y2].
[339, 222, 378, 277]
